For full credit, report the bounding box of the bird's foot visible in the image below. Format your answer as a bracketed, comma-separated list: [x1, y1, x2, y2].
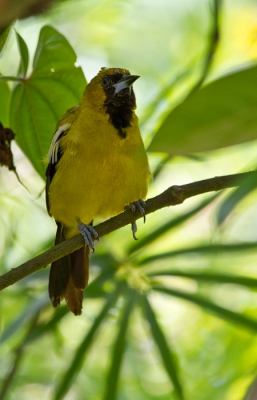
[129, 199, 146, 240]
[78, 223, 99, 252]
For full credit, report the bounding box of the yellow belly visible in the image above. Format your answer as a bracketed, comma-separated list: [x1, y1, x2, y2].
[48, 114, 150, 236]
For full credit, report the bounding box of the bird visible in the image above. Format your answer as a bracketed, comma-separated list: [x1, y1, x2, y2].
[46, 67, 151, 315]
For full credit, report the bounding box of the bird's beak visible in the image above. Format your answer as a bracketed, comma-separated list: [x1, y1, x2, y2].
[113, 74, 140, 94]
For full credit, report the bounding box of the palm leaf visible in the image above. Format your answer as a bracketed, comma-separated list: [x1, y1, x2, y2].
[149, 270, 257, 289]
[103, 290, 136, 400]
[141, 294, 184, 400]
[53, 287, 121, 400]
[154, 285, 257, 331]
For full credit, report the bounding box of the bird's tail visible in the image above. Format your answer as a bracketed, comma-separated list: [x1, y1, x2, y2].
[48, 222, 90, 315]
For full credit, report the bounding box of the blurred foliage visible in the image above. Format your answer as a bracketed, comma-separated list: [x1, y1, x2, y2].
[1, 0, 257, 400]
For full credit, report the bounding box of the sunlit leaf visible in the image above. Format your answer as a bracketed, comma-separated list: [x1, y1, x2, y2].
[148, 64, 257, 155]
[139, 242, 257, 266]
[104, 291, 135, 400]
[154, 285, 257, 331]
[32, 26, 78, 75]
[9, 25, 86, 178]
[149, 270, 257, 289]
[141, 294, 184, 400]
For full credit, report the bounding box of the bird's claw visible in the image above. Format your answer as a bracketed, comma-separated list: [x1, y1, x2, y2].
[131, 221, 138, 240]
[129, 199, 146, 222]
[78, 223, 99, 252]
[129, 199, 146, 241]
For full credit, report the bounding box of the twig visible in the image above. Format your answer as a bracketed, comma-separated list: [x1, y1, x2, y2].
[188, 0, 221, 96]
[0, 171, 255, 291]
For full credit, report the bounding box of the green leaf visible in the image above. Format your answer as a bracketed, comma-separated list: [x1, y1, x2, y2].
[0, 78, 11, 126]
[129, 193, 219, 255]
[149, 270, 257, 289]
[0, 25, 12, 57]
[141, 295, 184, 400]
[216, 171, 257, 226]
[154, 285, 257, 331]
[148, 64, 257, 155]
[15, 31, 29, 77]
[104, 291, 135, 400]
[9, 25, 86, 178]
[32, 25, 78, 75]
[139, 242, 257, 266]
[53, 288, 121, 400]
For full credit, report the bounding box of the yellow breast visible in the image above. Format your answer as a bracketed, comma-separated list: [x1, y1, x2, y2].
[48, 107, 150, 234]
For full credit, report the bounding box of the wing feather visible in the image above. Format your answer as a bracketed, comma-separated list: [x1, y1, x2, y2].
[45, 104, 80, 214]
[45, 123, 70, 215]
[47, 123, 71, 164]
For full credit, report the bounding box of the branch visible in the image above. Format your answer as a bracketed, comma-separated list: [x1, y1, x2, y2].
[188, 0, 221, 96]
[0, 171, 255, 291]
[0, 0, 59, 30]
[199, 0, 221, 85]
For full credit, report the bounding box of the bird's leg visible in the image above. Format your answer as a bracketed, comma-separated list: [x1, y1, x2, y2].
[129, 199, 146, 240]
[77, 222, 99, 252]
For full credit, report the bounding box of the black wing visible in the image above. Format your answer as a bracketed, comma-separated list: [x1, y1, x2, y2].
[45, 128, 67, 215]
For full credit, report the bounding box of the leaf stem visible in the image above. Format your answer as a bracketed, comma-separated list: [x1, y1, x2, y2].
[0, 76, 25, 82]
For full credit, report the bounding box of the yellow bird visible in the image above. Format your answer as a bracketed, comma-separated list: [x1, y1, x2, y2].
[46, 67, 151, 315]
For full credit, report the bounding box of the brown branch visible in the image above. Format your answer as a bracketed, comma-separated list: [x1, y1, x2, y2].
[0, 0, 59, 30]
[0, 171, 255, 291]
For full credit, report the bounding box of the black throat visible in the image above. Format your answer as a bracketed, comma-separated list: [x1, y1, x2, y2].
[103, 80, 136, 139]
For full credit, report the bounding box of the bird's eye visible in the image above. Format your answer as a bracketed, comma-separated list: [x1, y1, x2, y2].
[102, 76, 109, 85]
